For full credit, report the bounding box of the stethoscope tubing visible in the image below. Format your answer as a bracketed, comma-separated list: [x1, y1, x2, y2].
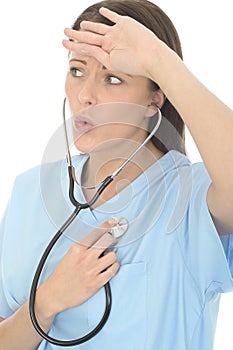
[29, 172, 114, 346]
[29, 100, 162, 346]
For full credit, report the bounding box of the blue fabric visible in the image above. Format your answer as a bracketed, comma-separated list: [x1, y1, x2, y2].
[0, 150, 233, 349]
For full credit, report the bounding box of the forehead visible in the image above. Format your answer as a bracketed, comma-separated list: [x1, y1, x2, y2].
[69, 53, 105, 69]
[68, 54, 151, 86]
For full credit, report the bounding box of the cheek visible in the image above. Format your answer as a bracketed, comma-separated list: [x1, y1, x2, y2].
[64, 74, 70, 91]
[65, 76, 79, 103]
[119, 89, 152, 106]
[65, 78, 73, 98]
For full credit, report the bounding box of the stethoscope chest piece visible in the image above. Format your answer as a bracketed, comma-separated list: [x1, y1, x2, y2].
[29, 100, 162, 346]
[109, 217, 128, 238]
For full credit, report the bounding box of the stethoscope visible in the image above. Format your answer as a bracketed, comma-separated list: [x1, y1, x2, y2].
[29, 98, 162, 347]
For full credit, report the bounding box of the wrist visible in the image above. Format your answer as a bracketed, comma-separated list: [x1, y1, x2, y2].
[145, 38, 183, 88]
[35, 284, 56, 327]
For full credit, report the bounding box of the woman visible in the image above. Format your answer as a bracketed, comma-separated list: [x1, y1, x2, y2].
[0, 0, 233, 349]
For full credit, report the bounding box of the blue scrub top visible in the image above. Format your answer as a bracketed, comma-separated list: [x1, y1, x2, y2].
[1, 150, 233, 350]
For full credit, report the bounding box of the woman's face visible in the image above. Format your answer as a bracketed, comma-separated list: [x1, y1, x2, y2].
[65, 53, 158, 153]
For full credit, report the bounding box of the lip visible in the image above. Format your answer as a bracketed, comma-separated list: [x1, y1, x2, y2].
[73, 114, 96, 134]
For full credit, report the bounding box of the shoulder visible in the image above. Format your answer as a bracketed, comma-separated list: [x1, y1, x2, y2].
[160, 151, 211, 233]
[168, 151, 210, 183]
[14, 159, 64, 186]
[13, 153, 87, 194]
[5, 154, 88, 227]
[161, 150, 209, 189]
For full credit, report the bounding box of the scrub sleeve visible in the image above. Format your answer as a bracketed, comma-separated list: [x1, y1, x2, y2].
[178, 162, 233, 294]
[0, 207, 13, 319]
[177, 162, 233, 349]
[1, 151, 233, 350]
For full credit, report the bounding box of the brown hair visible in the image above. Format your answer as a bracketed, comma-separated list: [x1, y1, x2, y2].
[72, 0, 186, 154]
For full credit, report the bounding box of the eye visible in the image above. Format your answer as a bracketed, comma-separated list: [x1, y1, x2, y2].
[70, 67, 83, 77]
[106, 75, 123, 85]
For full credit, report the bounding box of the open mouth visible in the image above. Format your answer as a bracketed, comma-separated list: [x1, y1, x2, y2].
[73, 115, 96, 133]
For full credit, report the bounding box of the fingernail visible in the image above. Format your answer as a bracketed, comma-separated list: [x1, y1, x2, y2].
[108, 218, 116, 226]
[80, 21, 87, 28]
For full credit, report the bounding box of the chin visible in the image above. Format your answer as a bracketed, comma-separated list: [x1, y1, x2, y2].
[74, 141, 95, 154]
[73, 128, 111, 154]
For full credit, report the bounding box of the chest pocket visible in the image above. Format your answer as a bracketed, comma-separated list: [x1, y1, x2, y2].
[87, 262, 148, 350]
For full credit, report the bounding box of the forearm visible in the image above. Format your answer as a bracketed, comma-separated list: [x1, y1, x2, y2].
[148, 41, 233, 194]
[0, 295, 54, 350]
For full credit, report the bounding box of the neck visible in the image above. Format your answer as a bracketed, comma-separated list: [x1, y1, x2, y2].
[81, 140, 163, 207]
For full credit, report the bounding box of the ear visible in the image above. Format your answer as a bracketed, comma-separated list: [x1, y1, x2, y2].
[145, 89, 166, 118]
[150, 89, 166, 109]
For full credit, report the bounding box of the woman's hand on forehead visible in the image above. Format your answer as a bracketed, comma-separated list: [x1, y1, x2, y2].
[62, 7, 162, 79]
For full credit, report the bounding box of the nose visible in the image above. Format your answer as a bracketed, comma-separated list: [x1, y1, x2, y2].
[78, 78, 97, 106]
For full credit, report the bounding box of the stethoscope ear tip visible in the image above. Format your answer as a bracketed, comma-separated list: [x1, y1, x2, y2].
[109, 217, 128, 239]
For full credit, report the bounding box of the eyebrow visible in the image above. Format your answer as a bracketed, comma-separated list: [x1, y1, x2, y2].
[69, 58, 107, 70]
[69, 58, 133, 78]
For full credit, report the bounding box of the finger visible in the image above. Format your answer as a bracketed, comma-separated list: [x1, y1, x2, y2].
[62, 40, 110, 68]
[99, 7, 121, 24]
[92, 232, 116, 250]
[80, 21, 110, 35]
[95, 251, 117, 274]
[64, 28, 103, 46]
[82, 232, 116, 261]
[78, 218, 116, 248]
[78, 44, 110, 67]
[92, 252, 117, 276]
[96, 261, 120, 287]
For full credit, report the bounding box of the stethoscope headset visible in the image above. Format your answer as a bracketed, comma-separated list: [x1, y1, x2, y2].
[29, 98, 162, 346]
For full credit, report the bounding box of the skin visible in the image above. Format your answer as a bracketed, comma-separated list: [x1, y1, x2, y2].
[0, 220, 119, 350]
[65, 52, 165, 203]
[63, 7, 233, 234]
[1, 6, 233, 350]
[66, 54, 163, 153]
[0, 13, 165, 350]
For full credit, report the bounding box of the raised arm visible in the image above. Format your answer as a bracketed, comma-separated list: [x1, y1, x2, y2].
[148, 43, 233, 234]
[63, 7, 233, 234]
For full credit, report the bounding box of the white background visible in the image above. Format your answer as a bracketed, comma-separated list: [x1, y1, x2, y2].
[0, 1, 232, 348]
